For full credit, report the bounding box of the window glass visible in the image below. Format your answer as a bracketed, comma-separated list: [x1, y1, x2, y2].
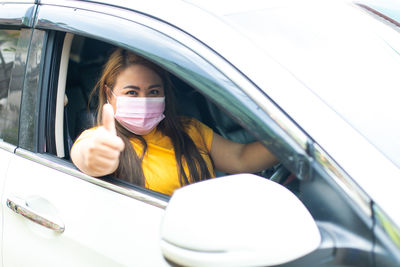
[0, 29, 20, 141]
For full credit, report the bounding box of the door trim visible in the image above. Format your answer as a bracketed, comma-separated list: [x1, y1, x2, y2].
[15, 148, 169, 209]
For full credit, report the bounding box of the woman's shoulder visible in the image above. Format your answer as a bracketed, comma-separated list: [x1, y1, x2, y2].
[180, 116, 209, 131]
[180, 116, 214, 151]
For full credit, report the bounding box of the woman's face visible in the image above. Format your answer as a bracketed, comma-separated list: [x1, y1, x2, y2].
[108, 64, 165, 111]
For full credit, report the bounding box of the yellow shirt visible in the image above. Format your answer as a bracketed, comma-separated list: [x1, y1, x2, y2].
[74, 118, 215, 195]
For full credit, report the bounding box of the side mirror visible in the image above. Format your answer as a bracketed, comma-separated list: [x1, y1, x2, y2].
[160, 174, 320, 266]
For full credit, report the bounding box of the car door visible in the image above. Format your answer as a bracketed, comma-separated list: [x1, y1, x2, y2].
[1, 3, 169, 267]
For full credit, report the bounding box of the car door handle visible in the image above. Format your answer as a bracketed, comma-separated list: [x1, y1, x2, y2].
[6, 197, 65, 233]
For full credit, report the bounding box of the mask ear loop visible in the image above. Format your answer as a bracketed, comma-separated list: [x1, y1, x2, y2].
[105, 85, 116, 104]
[104, 85, 118, 121]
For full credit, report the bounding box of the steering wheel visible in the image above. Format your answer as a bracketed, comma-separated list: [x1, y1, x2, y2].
[265, 164, 291, 184]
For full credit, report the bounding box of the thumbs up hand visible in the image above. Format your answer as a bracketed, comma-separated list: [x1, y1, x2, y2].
[102, 103, 118, 135]
[71, 103, 125, 177]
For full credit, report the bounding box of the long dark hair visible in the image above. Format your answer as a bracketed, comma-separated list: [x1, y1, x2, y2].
[92, 48, 211, 187]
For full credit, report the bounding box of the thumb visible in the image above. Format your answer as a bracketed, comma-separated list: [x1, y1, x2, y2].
[102, 103, 117, 135]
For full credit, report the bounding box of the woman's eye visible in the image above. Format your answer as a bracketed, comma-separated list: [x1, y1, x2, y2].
[126, 90, 138, 96]
[149, 89, 159, 95]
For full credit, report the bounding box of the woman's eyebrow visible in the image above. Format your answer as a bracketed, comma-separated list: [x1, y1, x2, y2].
[122, 85, 140, 90]
[122, 84, 162, 90]
[147, 84, 163, 90]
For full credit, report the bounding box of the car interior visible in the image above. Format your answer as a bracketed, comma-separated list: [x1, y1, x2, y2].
[59, 34, 298, 194]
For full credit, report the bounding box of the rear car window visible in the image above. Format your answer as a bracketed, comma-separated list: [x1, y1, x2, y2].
[0, 29, 20, 142]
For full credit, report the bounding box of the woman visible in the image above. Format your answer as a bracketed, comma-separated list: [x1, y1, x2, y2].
[71, 48, 278, 195]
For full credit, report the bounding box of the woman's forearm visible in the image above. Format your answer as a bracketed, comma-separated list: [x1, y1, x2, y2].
[237, 141, 278, 173]
[211, 133, 278, 174]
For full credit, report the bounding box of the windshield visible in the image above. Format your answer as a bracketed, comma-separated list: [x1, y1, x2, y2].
[225, 1, 400, 168]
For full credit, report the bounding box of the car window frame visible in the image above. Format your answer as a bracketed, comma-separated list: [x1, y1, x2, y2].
[34, 1, 312, 173]
[0, 3, 36, 149]
[23, 1, 376, 223]
[29, 1, 376, 214]
[28, 1, 313, 201]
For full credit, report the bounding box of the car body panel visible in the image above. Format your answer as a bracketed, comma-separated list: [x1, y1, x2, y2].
[2, 150, 169, 266]
[0, 144, 14, 265]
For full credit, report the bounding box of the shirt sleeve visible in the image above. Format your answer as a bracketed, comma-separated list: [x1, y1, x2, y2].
[71, 127, 98, 149]
[187, 118, 214, 153]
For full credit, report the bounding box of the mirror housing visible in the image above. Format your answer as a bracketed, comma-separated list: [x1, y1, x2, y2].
[160, 174, 320, 266]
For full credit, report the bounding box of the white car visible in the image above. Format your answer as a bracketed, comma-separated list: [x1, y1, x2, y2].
[0, 0, 399, 266]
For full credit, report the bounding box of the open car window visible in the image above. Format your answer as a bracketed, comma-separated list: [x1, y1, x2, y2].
[60, 34, 293, 191]
[30, 1, 310, 200]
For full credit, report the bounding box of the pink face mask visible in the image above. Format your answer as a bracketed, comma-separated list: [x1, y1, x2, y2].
[113, 96, 165, 135]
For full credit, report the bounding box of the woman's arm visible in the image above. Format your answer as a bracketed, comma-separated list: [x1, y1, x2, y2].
[71, 104, 125, 177]
[210, 132, 278, 174]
